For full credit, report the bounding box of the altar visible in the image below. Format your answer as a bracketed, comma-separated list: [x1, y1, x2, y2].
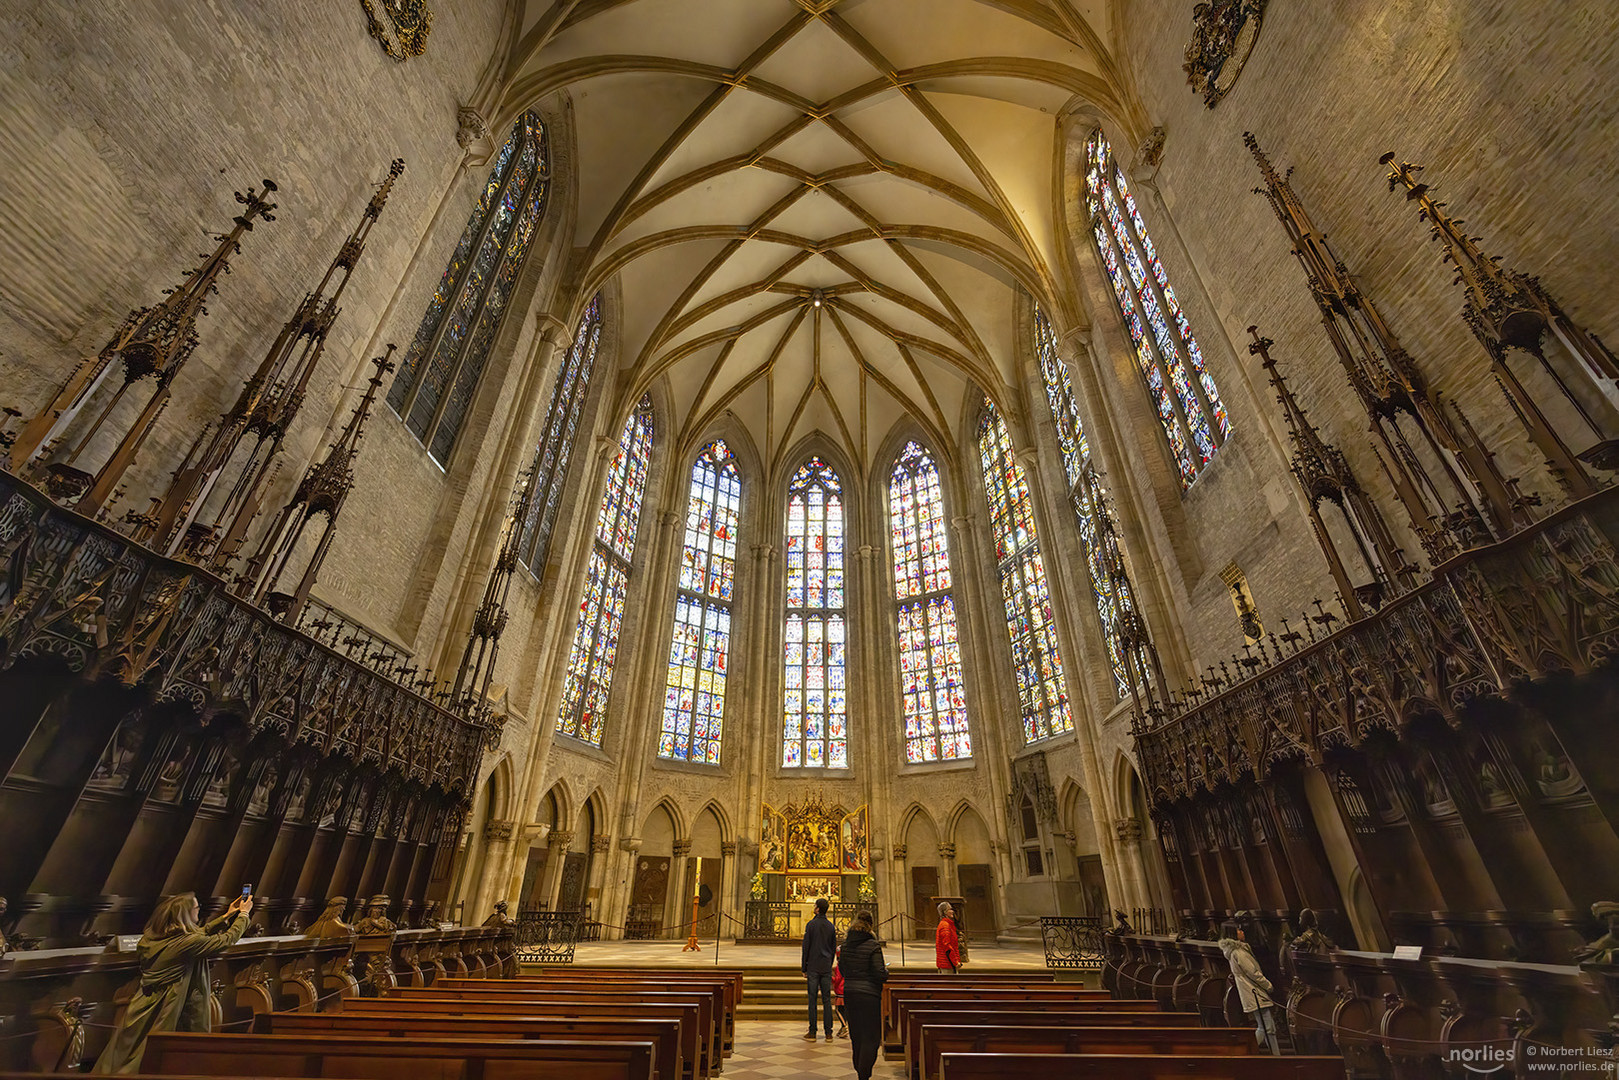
[744, 795, 876, 941]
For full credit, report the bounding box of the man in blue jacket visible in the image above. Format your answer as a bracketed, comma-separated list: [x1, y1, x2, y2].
[801, 897, 837, 1040]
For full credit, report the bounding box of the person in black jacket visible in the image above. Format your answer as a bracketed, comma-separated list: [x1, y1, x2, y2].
[838, 910, 888, 1080]
[801, 896, 838, 1040]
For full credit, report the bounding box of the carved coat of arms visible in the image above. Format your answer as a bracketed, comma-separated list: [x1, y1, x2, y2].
[360, 0, 433, 61]
[1183, 0, 1266, 108]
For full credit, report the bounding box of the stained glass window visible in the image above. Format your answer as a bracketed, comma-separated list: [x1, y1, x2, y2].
[1084, 129, 1228, 489]
[659, 440, 740, 764]
[889, 441, 972, 763]
[555, 396, 653, 746]
[519, 294, 603, 571]
[1034, 308, 1138, 699]
[389, 111, 549, 464]
[978, 399, 1075, 743]
[782, 457, 847, 768]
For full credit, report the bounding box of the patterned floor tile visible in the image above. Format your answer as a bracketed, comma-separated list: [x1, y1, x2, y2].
[726, 1021, 905, 1079]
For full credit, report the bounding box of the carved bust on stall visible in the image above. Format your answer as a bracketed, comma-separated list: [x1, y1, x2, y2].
[304, 896, 354, 939]
[353, 895, 396, 935]
[1575, 901, 1619, 966]
[1290, 908, 1335, 954]
[482, 900, 516, 928]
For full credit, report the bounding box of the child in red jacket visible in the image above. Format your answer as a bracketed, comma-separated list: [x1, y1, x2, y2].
[831, 947, 849, 1037]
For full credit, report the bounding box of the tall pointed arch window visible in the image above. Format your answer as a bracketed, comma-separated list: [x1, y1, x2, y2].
[978, 399, 1074, 743]
[389, 111, 549, 464]
[889, 441, 972, 763]
[782, 458, 847, 769]
[1034, 308, 1137, 699]
[1085, 129, 1228, 488]
[659, 440, 740, 764]
[555, 395, 653, 747]
[519, 295, 603, 571]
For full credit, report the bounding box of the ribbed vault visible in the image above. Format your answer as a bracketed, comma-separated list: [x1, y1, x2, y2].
[504, 0, 1138, 469]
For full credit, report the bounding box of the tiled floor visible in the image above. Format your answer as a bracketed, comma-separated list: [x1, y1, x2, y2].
[726, 1021, 906, 1080]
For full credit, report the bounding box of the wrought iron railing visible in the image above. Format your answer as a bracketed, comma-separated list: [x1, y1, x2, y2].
[1040, 915, 1104, 969]
[830, 902, 877, 937]
[742, 901, 796, 940]
[514, 909, 581, 964]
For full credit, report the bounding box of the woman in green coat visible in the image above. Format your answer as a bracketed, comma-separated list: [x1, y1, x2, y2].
[92, 890, 253, 1074]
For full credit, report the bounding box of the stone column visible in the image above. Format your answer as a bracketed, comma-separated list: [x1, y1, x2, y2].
[937, 841, 958, 900]
[587, 833, 612, 927]
[469, 818, 515, 920]
[670, 838, 693, 939]
[890, 844, 908, 938]
[1112, 816, 1151, 911]
[538, 829, 574, 910]
[719, 840, 739, 938]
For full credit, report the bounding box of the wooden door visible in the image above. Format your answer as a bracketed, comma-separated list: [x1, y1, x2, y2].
[910, 865, 938, 941]
[519, 847, 549, 910]
[958, 863, 993, 939]
[627, 856, 670, 939]
[556, 851, 588, 913]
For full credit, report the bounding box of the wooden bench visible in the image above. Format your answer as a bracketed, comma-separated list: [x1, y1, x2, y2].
[880, 976, 1063, 1031]
[388, 985, 720, 1073]
[342, 997, 709, 1080]
[900, 1009, 1202, 1077]
[938, 1053, 1346, 1080]
[464, 970, 742, 1051]
[443, 975, 733, 1055]
[516, 968, 745, 1044]
[918, 1026, 1256, 1080]
[141, 1031, 656, 1080]
[259, 1012, 684, 1080]
[884, 986, 1127, 1045]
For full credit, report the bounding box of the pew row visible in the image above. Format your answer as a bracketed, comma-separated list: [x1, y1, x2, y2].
[141, 1032, 657, 1080]
[439, 975, 735, 1054]
[477, 968, 745, 1049]
[258, 1012, 684, 1080]
[917, 1026, 1257, 1080]
[340, 997, 709, 1080]
[385, 985, 720, 1072]
[938, 1053, 1344, 1080]
[898, 1010, 1203, 1077]
[882, 985, 1114, 1043]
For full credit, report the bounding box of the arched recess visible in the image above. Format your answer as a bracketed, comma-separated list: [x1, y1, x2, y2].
[952, 804, 997, 938]
[625, 800, 680, 939]
[902, 805, 942, 941]
[687, 803, 727, 936]
[1060, 778, 1109, 918]
[516, 782, 566, 910]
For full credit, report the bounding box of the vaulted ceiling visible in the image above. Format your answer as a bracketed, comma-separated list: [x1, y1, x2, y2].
[503, 0, 1138, 473]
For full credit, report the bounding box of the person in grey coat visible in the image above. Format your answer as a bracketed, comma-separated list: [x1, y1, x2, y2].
[1218, 920, 1281, 1055]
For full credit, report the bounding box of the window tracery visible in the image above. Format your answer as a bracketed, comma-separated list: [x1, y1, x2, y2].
[554, 395, 653, 747]
[1084, 129, 1228, 487]
[978, 399, 1075, 743]
[519, 294, 604, 571]
[782, 457, 847, 769]
[388, 111, 549, 463]
[888, 441, 972, 763]
[659, 439, 740, 764]
[1034, 308, 1137, 699]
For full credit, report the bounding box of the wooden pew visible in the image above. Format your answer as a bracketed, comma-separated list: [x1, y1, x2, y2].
[441, 975, 735, 1055]
[141, 1031, 656, 1080]
[883, 986, 1123, 1045]
[900, 1009, 1203, 1077]
[259, 1012, 684, 1080]
[918, 1026, 1255, 1080]
[341, 997, 709, 1080]
[879, 976, 1062, 1031]
[938, 1053, 1345, 1080]
[386, 984, 720, 1073]
[506, 967, 746, 1045]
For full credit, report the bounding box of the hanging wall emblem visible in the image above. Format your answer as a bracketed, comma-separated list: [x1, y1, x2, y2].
[360, 0, 433, 61]
[1183, 0, 1266, 108]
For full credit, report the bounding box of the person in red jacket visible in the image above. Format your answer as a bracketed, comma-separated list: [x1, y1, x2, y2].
[935, 901, 960, 973]
[831, 947, 848, 1037]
